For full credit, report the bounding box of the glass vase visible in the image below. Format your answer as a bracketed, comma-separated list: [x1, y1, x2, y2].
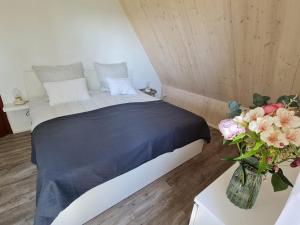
[226, 163, 262, 209]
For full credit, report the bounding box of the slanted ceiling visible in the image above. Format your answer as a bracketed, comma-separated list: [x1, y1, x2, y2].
[121, 0, 300, 106]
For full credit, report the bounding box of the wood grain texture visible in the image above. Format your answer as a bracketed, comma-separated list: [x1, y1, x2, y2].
[0, 132, 36, 225]
[231, 0, 300, 104]
[120, 0, 300, 106]
[86, 128, 236, 225]
[0, 129, 235, 225]
[163, 85, 228, 127]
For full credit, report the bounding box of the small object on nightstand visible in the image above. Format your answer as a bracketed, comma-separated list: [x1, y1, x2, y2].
[12, 88, 28, 105]
[3, 102, 31, 133]
[139, 87, 157, 97]
[14, 98, 28, 106]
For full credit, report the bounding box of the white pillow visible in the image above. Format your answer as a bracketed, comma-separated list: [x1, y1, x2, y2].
[43, 78, 90, 106]
[94, 62, 128, 91]
[106, 78, 137, 96]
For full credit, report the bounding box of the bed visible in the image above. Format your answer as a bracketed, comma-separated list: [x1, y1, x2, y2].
[25, 70, 210, 225]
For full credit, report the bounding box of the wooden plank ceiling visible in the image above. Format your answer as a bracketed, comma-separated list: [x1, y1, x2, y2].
[120, 0, 300, 106]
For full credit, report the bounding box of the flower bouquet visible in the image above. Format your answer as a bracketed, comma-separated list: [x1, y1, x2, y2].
[219, 94, 300, 209]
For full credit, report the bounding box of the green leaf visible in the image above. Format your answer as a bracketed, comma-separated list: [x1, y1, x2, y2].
[253, 93, 270, 107]
[244, 157, 259, 169]
[229, 110, 242, 118]
[277, 95, 299, 107]
[228, 101, 241, 111]
[234, 141, 264, 160]
[278, 169, 293, 187]
[257, 149, 269, 174]
[233, 133, 246, 141]
[247, 131, 259, 140]
[271, 169, 293, 192]
[230, 133, 246, 145]
[272, 173, 288, 192]
[222, 156, 236, 162]
[257, 158, 268, 174]
[228, 101, 242, 118]
[241, 164, 247, 186]
[223, 139, 231, 145]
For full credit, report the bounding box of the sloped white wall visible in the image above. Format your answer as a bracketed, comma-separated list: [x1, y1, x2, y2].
[0, 0, 161, 103]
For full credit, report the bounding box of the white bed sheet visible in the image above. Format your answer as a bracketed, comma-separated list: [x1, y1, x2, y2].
[29, 90, 158, 130]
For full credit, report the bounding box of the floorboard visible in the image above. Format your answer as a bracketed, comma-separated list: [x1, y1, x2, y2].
[0, 129, 236, 225]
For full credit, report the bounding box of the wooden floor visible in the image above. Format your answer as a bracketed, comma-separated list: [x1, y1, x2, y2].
[0, 129, 236, 225]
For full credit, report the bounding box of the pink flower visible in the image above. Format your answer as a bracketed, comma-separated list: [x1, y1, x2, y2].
[218, 119, 245, 141]
[263, 103, 284, 115]
[284, 128, 300, 147]
[248, 116, 273, 133]
[244, 107, 265, 122]
[275, 103, 285, 108]
[290, 157, 300, 168]
[274, 108, 300, 128]
[267, 157, 273, 164]
[260, 128, 289, 148]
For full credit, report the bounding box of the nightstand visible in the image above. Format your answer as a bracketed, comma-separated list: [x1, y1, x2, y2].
[139, 88, 157, 97]
[188, 164, 299, 225]
[3, 103, 31, 133]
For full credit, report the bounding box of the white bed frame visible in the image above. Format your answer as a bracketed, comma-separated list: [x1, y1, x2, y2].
[24, 70, 205, 225]
[53, 140, 204, 225]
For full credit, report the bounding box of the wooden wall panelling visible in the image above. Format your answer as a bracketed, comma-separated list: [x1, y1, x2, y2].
[230, 0, 277, 104]
[162, 85, 228, 127]
[121, 0, 237, 102]
[121, 0, 172, 86]
[121, 0, 300, 118]
[270, 0, 300, 96]
[231, 0, 300, 105]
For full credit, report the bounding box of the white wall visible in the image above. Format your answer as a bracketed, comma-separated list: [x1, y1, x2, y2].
[0, 0, 161, 103]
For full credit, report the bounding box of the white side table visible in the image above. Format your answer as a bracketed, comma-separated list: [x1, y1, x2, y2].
[189, 164, 300, 225]
[3, 103, 31, 133]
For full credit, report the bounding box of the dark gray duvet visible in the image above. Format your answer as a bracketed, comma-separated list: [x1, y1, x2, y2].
[31, 100, 210, 225]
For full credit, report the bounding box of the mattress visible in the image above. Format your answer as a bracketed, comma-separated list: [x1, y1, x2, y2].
[29, 90, 157, 130]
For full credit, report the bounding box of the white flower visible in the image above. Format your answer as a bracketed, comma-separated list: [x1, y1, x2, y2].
[284, 128, 300, 147]
[244, 107, 265, 123]
[261, 128, 289, 148]
[249, 116, 273, 133]
[273, 108, 300, 128]
[233, 113, 247, 127]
